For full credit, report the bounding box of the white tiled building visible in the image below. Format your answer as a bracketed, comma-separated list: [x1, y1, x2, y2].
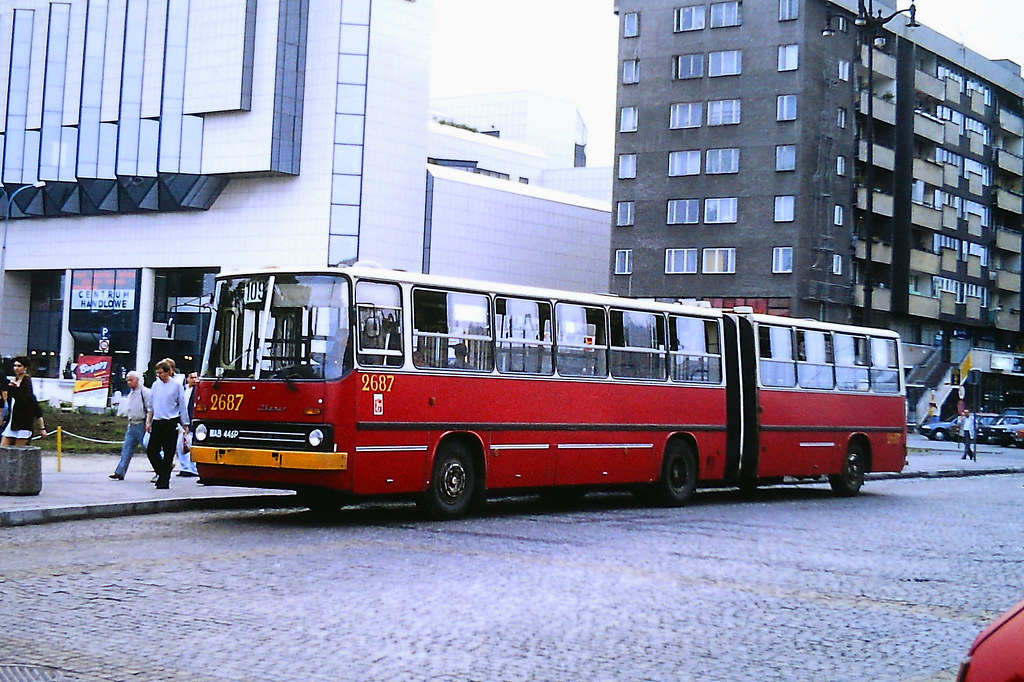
[0, 0, 610, 382]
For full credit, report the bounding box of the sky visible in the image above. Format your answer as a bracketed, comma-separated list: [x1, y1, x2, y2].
[430, 0, 1024, 168]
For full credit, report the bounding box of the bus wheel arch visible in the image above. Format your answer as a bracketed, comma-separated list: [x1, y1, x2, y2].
[418, 433, 485, 519]
[830, 435, 870, 497]
[654, 435, 699, 506]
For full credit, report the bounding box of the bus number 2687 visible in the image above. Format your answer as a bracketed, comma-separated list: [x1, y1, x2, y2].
[361, 374, 395, 392]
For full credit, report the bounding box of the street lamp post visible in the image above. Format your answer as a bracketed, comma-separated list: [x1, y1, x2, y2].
[825, 0, 918, 327]
[0, 180, 46, 329]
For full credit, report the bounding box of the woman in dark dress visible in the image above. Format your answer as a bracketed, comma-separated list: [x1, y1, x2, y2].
[2, 356, 47, 446]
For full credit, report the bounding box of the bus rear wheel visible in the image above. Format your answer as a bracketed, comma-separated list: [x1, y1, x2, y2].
[655, 441, 697, 506]
[829, 443, 866, 497]
[419, 442, 476, 520]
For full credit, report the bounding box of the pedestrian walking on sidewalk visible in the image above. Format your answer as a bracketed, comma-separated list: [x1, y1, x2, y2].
[174, 370, 199, 477]
[109, 371, 152, 480]
[961, 409, 977, 462]
[146, 358, 189, 489]
[2, 356, 47, 446]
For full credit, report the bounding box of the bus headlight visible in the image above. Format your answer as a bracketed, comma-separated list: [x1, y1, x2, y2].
[194, 424, 208, 442]
[308, 428, 324, 448]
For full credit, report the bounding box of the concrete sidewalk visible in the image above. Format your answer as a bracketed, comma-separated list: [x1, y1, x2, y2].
[2, 436, 1023, 527]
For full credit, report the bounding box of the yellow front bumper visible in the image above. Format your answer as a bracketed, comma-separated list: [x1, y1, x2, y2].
[192, 446, 348, 471]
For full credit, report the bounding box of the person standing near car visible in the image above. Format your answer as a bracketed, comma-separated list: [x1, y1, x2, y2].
[961, 409, 977, 462]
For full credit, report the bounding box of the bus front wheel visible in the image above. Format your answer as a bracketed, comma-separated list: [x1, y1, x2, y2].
[829, 443, 866, 497]
[655, 441, 697, 506]
[419, 442, 476, 520]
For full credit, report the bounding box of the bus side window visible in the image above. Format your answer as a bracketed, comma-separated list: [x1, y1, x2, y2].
[758, 324, 796, 387]
[412, 288, 493, 372]
[796, 329, 834, 389]
[870, 337, 900, 393]
[495, 297, 553, 375]
[834, 333, 870, 391]
[356, 281, 404, 368]
[669, 315, 721, 383]
[610, 310, 666, 380]
[555, 303, 608, 378]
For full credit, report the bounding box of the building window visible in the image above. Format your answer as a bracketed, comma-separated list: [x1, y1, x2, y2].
[772, 247, 793, 273]
[837, 107, 847, 128]
[838, 59, 850, 81]
[707, 99, 741, 126]
[705, 197, 738, 224]
[668, 150, 701, 177]
[832, 254, 843, 275]
[709, 50, 742, 77]
[777, 95, 797, 121]
[776, 145, 796, 171]
[778, 44, 799, 71]
[666, 248, 699, 274]
[706, 148, 740, 174]
[619, 153, 637, 179]
[774, 196, 795, 222]
[710, 1, 742, 28]
[616, 201, 635, 227]
[834, 204, 844, 225]
[836, 16, 848, 32]
[779, 0, 798, 21]
[703, 247, 737, 274]
[670, 102, 702, 129]
[667, 199, 700, 225]
[675, 54, 704, 80]
[674, 6, 705, 31]
[615, 249, 633, 275]
[620, 106, 638, 133]
[623, 12, 639, 37]
[623, 60, 639, 84]
[836, 155, 846, 176]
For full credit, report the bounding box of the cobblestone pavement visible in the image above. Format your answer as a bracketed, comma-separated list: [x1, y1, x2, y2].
[2, 474, 1022, 682]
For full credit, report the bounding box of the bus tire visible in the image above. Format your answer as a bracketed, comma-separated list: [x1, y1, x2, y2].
[655, 441, 697, 507]
[829, 443, 866, 497]
[419, 441, 476, 520]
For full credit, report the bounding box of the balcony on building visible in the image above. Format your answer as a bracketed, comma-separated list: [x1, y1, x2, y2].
[940, 290, 957, 315]
[997, 187, 1023, 214]
[996, 309, 1022, 331]
[997, 148, 1024, 176]
[942, 205, 959, 229]
[944, 120, 961, 146]
[996, 269, 1022, 293]
[862, 44, 897, 80]
[910, 248, 940, 273]
[854, 285, 892, 311]
[911, 202, 942, 231]
[967, 212, 983, 237]
[966, 297, 983, 319]
[915, 70, 944, 101]
[968, 129, 985, 155]
[914, 157, 943, 187]
[995, 227, 1023, 253]
[944, 77, 962, 103]
[860, 92, 896, 125]
[859, 140, 895, 170]
[940, 249, 959, 273]
[970, 90, 987, 116]
[909, 293, 940, 318]
[967, 254, 983, 278]
[914, 111, 945, 145]
[999, 108, 1024, 138]
[856, 188, 894, 216]
[855, 239, 893, 264]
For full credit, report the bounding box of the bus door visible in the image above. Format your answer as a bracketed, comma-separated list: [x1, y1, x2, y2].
[722, 314, 759, 484]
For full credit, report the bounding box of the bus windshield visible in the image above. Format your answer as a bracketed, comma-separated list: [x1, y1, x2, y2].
[205, 274, 351, 380]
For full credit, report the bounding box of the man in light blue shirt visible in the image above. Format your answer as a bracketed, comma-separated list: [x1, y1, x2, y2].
[146, 358, 189, 489]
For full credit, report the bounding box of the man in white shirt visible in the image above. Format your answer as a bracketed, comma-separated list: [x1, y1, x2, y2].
[109, 371, 151, 480]
[146, 358, 189, 489]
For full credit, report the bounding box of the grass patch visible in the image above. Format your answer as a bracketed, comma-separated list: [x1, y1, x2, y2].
[38, 407, 127, 454]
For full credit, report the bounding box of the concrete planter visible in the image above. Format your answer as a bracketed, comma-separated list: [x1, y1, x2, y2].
[0, 446, 42, 496]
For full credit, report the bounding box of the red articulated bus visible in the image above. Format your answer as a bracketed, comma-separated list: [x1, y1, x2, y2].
[191, 266, 906, 518]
